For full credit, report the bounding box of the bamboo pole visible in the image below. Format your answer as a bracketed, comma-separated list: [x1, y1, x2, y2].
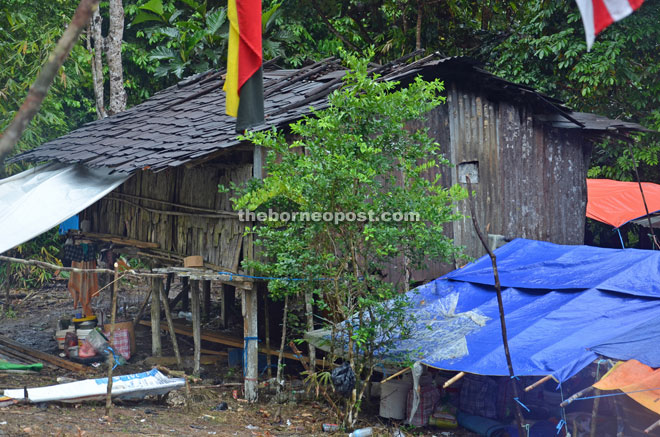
[105, 263, 119, 416]
[524, 375, 554, 392]
[380, 367, 411, 384]
[443, 371, 466, 388]
[465, 176, 526, 436]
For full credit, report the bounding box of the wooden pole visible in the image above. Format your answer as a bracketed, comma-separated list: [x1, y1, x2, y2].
[151, 276, 162, 357]
[242, 287, 258, 402]
[590, 389, 601, 437]
[465, 176, 526, 436]
[263, 290, 271, 379]
[132, 289, 151, 329]
[525, 375, 554, 392]
[202, 280, 211, 321]
[191, 280, 201, 376]
[443, 371, 466, 388]
[160, 276, 182, 369]
[105, 263, 119, 416]
[380, 367, 411, 384]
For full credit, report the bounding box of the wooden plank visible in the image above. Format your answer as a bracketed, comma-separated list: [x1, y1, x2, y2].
[138, 319, 305, 362]
[144, 355, 223, 366]
[0, 335, 87, 373]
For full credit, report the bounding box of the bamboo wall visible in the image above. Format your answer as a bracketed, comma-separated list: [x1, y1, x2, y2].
[84, 153, 253, 271]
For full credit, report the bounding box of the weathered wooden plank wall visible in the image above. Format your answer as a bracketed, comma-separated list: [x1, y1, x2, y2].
[444, 83, 589, 263]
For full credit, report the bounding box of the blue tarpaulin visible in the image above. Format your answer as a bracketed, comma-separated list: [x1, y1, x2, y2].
[389, 239, 660, 382]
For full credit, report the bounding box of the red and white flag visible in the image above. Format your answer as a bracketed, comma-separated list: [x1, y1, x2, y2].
[576, 0, 645, 50]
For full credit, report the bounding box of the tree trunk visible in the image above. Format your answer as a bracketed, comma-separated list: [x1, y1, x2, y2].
[276, 295, 288, 393]
[304, 291, 316, 373]
[106, 0, 126, 114]
[415, 0, 423, 51]
[87, 8, 107, 119]
[0, 0, 101, 161]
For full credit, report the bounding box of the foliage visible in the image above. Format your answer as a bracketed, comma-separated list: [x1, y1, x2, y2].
[0, 228, 62, 290]
[0, 0, 97, 175]
[232, 53, 465, 426]
[487, 1, 660, 182]
[130, 0, 291, 79]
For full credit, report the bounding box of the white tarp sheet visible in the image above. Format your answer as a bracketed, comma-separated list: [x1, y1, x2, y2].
[0, 163, 128, 254]
[3, 369, 185, 403]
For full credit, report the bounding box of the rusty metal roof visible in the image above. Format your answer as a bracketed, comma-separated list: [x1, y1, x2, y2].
[12, 53, 648, 174]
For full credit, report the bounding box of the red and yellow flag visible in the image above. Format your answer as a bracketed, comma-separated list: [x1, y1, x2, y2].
[224, 0, 264, 132]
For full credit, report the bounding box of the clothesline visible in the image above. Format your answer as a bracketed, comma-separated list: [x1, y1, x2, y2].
[0, 255, 165, 278]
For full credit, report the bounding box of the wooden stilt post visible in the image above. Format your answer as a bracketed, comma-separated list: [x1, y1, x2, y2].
[160, 276, 182, 369]
[105, 264, 119, 416]
[191, 280, 201, 376]
[263, 289, 271, 379]
[202, 280, 211, 321]
[242, 286, 258, 402]
[150, 274, 162, 357]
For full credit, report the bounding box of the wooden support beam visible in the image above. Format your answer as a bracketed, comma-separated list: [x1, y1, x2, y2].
[242, 287, 258, 402]
[151, 276, 162, 357]
[202, 280, 211, 321]
[191, 280, 201, 376]
[160, 276, 182, 369]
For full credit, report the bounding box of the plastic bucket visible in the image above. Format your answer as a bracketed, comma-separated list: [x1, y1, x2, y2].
[379, 379, 413, 420]
[76, 329, 93, 347]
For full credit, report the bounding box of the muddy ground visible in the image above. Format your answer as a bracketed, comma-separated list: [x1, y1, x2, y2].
[0, 278, 473, 437]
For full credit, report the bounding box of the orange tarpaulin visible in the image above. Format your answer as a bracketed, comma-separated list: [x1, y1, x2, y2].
[594, 359, 660, 416]
[587, 178, 660, 228]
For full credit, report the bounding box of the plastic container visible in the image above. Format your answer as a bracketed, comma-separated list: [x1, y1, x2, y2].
[55, 327, 74, 350]
[348, 427, 372, 437]
[380, 379, 412, 420]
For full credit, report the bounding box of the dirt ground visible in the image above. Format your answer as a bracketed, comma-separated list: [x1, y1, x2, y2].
[0, 279, 474, 437]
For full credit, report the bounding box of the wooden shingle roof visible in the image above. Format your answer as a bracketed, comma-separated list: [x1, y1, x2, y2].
[12, 53, 648, 174]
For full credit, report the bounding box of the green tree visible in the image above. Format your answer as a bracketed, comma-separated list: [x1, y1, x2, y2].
[232, 53, 465, 427]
